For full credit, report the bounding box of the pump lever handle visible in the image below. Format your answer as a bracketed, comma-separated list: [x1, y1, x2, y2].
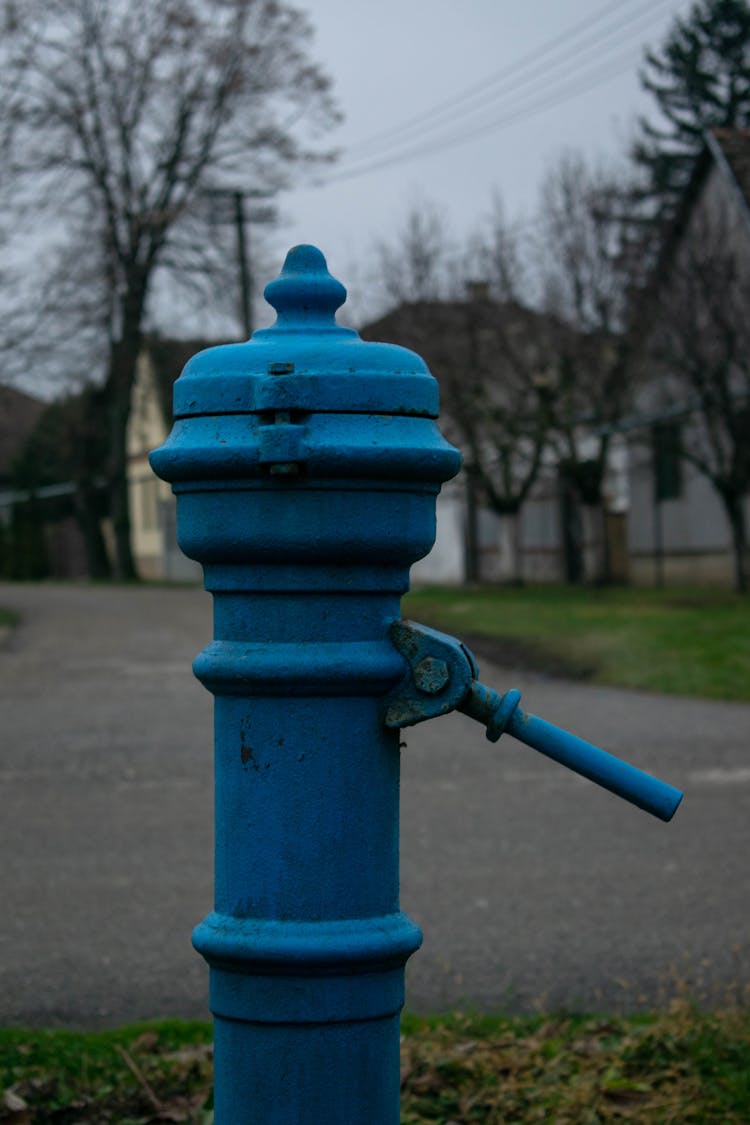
[385, 620, 683, 823]
[460, 682, 682, 822]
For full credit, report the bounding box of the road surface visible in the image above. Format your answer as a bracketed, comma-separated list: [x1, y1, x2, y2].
[1, 583, 747, 1026]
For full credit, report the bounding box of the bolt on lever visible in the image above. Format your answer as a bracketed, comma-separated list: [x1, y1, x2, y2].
[384, 621, 683, 823]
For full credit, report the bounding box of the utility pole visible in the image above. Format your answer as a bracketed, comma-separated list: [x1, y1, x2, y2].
[205, 187, 277, 339]
[233, 191, 253, 339]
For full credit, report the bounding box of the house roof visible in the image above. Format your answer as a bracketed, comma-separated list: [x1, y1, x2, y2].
[360, 298, 576, 444]
[362, 295, 547, 332]
[360, 298, 567, 391]
[639, 127, 750, 326]
[361, 297, 562, 365]
[709, 127, 750, 214]
[0, 384, 45, 480]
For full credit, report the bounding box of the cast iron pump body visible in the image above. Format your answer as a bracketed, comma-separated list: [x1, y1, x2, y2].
[150, 245, 681, 1125]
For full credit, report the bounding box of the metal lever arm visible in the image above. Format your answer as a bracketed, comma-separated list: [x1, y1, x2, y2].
[385, 621, 683, 823]
[462, 681, 682, 821]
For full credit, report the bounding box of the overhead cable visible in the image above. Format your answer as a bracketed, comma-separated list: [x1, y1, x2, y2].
[345, 0, 674, 160]
[324, 0, 682, 185]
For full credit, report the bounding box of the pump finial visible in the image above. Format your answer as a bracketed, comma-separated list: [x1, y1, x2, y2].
[263, 244, 347, 328]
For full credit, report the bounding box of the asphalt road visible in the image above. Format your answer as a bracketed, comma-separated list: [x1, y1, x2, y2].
[1, 583, 748, 1028]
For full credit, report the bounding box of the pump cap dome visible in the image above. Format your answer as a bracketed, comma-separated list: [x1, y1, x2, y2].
[172, 245, 440, 419]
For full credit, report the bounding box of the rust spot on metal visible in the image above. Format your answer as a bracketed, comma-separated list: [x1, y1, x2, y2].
[240, 726, 256, 767]
[413, 656, 449, 695]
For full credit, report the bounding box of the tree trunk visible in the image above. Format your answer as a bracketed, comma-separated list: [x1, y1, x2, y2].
[73, 485, 111, 580]
[723, 491, 748, 594]
[107, 322, 144, 582]
[109, 377, 138, 580]
[463, 472, 480, 583]
[499, 510, 523, 585]
[559, 469, 584, 584]
[586, 502, 610, 585]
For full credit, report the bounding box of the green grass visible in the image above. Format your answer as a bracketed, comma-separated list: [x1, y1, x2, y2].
[403, 585, 750, 702]
[400, 1006, 750, 1123]
[2, 1006, 749, 1123]
[0, 608, 16, 628]
[0, 1020, 213, 1123]
[6, 583, 746, 699]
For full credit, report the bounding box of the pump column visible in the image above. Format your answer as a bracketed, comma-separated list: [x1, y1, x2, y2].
[150, 245, 461, 1124]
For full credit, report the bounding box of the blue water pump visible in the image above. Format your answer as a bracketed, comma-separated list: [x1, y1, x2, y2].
[150, 245, 681, 1124]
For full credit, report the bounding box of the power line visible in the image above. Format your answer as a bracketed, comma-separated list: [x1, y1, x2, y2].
[325, 51, 640, 184]
[332, 3, 676, 180]
[326, 0, 683, 186]
[323, 6, 682, 186]
[344, 0, 673, 161]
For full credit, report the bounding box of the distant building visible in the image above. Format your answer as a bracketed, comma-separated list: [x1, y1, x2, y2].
[361, 298, 628, 585]
[127, 336, 221, 580]
[127, 337, 211, 581]
[626, 128, 750, 587]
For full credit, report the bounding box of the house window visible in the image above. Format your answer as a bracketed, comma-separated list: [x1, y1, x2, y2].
[652, 422, 682, 501]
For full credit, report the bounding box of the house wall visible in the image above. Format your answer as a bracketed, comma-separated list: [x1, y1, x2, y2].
[413, 450, 631, 588]
[126, 354, 200, 581]
[627, 435, 750, 586]
[411, 476, 466, 585]
[477, 505, 510, 582]
[413, 469, 569, 587]
[520, 483, 565, 583]
[128, 458, 171, 579]
[624, 154, 750, 588]
[699, 162, 750, 266]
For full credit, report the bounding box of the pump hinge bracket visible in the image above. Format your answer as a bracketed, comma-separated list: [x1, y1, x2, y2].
[383, 620, 683, 823]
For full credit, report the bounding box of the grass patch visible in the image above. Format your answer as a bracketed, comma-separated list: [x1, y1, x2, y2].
[400, 1004, 750, 1123]
[403, 585, 750, 702]
[0, 609, 16, 629]
[1, 1005, 749, 1123]
[0, 1020, 213, 1123]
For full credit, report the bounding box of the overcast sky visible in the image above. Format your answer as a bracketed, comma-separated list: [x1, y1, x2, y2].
[256, 0, 694, 323]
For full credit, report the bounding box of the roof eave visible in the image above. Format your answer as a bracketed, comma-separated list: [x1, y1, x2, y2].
[704, 128, 750, 243]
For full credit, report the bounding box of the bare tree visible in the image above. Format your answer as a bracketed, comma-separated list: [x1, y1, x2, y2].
[446, 295, 556, 584]
[645, 201, 750, 592]
[373, 200, 458, 310]
[0, 0, 339, 577]
[536, 152, 641, 582]
[365, 198, 555, 582]
[466, 191, 533, 305]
